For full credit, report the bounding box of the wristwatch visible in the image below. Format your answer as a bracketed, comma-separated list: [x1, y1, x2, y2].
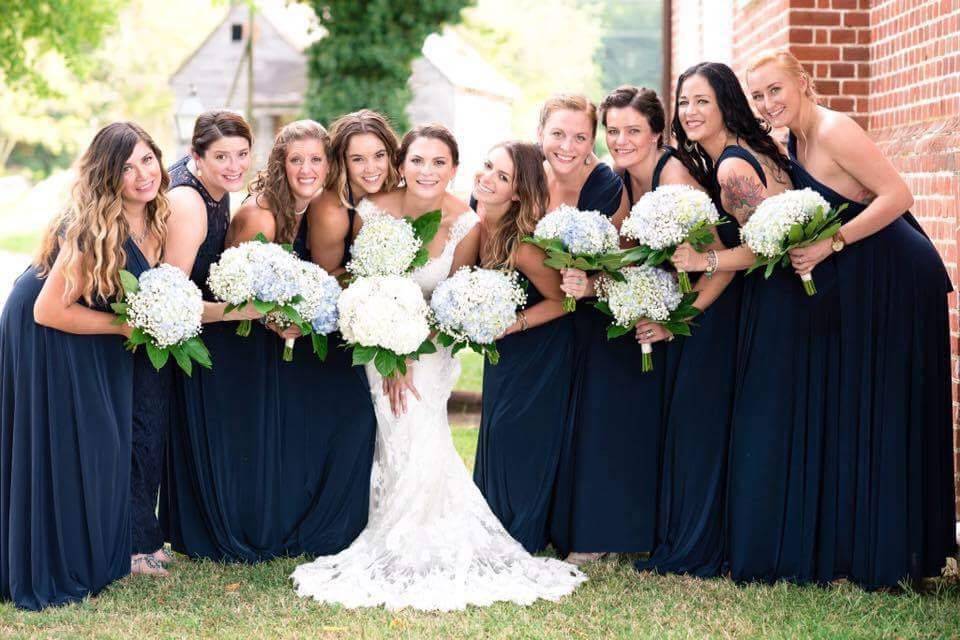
[831, 230, 846, 253]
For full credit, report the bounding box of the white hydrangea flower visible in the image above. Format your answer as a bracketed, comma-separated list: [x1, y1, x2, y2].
[266, 260, 340, 334]
[126, 263, 203, 349]
[596, 265, 683, 327]
[621, 184, 720, 249]
[347, 213, 422, 276]
[533, 204, 620, 255]
[740, 188, 831, 258]
[338, 275, 431, 356]
[430, 267, 527, 345]
[206, 242, 255, 305]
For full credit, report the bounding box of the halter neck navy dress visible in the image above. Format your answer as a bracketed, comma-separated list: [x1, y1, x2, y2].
[272, 210, 375, 555]
[787, 133, 955, 588]
[550, 162, 666, 556]
[473, 261, 575, 553]
[161, 157, 286, 562]
[633, 147, 742, 578]
[724, 145, 844, 585]
[0, 238, 148, 610]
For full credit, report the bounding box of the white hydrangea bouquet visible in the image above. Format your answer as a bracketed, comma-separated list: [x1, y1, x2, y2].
[429, 267, 527, 364]
[346, 208, 442, 277]
[337, 275, 436, 378]
[740, 188, 846, 296]
[595, 265, 700, 372]
[522, 204, 624, 311]
[207, 235, 304, 337]
[112, 264, 211, 375]
[266, 260, 340, 362]
[620, 184, 724, 293]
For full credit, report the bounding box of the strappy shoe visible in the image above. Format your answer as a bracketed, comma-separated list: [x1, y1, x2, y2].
[131, 554, 170, 577]
[565, 552, 606, 566]
[151, 547, 176, 565]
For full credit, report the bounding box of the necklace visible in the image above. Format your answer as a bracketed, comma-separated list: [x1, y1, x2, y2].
[130, 225, 148, 245]
[294, 203, 308, 216]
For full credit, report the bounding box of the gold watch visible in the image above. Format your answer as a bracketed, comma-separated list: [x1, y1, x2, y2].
[831, 230, 846, 253]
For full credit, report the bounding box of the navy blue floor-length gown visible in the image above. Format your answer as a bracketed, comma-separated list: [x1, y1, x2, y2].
[550, 162, 666, 556]
[788, 133, 955, 588]
[634, 148, 742, 577]
[724, 145, 844, 585]
[474, 274, 575, 553]
[0, 238, 148, 610]
[272, 211, 376, 555]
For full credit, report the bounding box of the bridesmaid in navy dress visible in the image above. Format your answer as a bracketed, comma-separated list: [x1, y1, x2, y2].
[0, 122, 168, 609]
[471, 141, 574, 553]
[537, 95, 663, 563]
[669, 62, 847, 585]
[159, 111, 274, 562]
[748, 51, 955, 588]
[598, 85, 742, 578]
[231, 120, 376, 555]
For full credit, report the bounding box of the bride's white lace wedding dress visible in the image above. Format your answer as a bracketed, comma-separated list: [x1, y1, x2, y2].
[291, 200, 586, 611]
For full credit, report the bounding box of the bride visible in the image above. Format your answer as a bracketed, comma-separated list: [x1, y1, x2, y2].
[291, 125, 586, 611]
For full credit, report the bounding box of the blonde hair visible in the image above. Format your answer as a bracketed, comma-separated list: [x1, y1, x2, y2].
[538, 94, 599, 139]
[35, 122, 170, 304]
[746, 49, 820, 104]
[481, 141, 548, 270]
[325, 109, 400, 208]
[247, 120, 329, 244]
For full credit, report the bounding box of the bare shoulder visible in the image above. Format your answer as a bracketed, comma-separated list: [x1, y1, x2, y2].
[310, 190, 347, 223]
[442, 192, 472, 219]
[818, 108, 871, 152]
[515, 240, 545, 267]
[167, 185, 207, 219]
[659, 157, 701, 190]
[367, 189, 403, 211]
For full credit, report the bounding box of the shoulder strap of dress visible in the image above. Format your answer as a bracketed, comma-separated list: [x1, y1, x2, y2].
[622, 169, 636, 205]
[716, 145, 767, 187]
[786, 132, 798, 161]
[651, 147, 675, 190]
[355, 198, 381, 221]
[447, 210, 480, 249]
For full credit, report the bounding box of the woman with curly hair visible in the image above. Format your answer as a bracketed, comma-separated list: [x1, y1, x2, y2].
[0, 122, 169, 609]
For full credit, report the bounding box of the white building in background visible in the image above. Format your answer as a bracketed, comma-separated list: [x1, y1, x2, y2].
[170, 3, 517, 197]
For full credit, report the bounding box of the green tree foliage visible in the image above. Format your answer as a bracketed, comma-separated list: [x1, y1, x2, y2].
[595, 0, 661, 93]
[0, 0, 126, 95]
[302, 0, 470, 130]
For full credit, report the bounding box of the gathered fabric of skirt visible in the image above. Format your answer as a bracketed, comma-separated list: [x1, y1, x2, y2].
[291, 201, 585, 611]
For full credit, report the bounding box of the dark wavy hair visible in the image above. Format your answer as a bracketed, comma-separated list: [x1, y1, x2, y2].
[599, 85, 666, 148]
[671, 62, 789, 199]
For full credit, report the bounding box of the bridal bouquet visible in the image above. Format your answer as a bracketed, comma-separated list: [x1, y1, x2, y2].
[430, 267, 527, 364]
[595, 265, 699, 372]
[522, 204, 623, 311]
[266, 260, 340, 362]
[113, 263, 210, 375]
[620, 184, 723, 293]
[346, 208, 442, 277]
[740, 188, 845, 295]
[337, 275, 436, 378]
[207, 236, 304, 337]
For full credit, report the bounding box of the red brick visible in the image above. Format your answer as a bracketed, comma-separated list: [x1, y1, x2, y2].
[829, 96, 855, 111]
[831, 29, 857, 44]
[790, 0, 816, 6]
[842, 80, 869, 94]
[831, 0, 858, 7]
[793, 10, 842, 26]
[817, 79, 841, 95]
[843, 46, 869, 61]
[794, 45, 842, 61]
[790, 27, 814, 44]
[829, 62, 856, 77]
[844, 11, 869, 27]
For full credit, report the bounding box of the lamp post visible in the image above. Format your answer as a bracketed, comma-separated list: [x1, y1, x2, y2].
[174, 85, 205, 155]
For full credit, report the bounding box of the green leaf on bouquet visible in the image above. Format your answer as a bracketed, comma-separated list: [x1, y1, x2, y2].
[374, 349, 398, 377]
[745, 260, 763, 276]
[764, 260, 778, 279]
[571, 256, 595, 271]
[664, 321, 693, 337]
[145, 341, 169, 371]
[411, 209, 443, 245]
[119, 270, 139, 295]
[618, 246, 650, 266]
[804, 208, 825, 237]
[224, 302, 238, 314]
[169, 344, 193, 377]
[485, 344, 500, 365]
[787, 223, 805, 245]
[254, 232, 269, 244]
[417, 339, 437, 355]
[279, 305, 304, 326]
[396, 358, 408, 375]
[606, 270, 626, 283]
[128, 327, 149, 346]
[596, 252, 628, 271]
[606, 324, 631, 339]
[280, 243, 294, 253]
[110, 302, 128, 315]
[436, 333, 456, 348]
[542, 255, 570, 271]
[183, 337, 212, 369]
[812, 221, 842, 244]
[252, 299, 276, 314]
[688, 226, 716, 251]
[311, 333, 328, 361]
[352, 345, 378, 365]
[593, 300, 613, 317]
[410, 247, 430, 270]
[451, 342, 467, 355]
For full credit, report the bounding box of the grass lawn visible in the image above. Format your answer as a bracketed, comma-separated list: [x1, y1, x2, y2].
[454, 350, 483, 394]
[2, 423, 959, 639]
[0, 231, 41, 255]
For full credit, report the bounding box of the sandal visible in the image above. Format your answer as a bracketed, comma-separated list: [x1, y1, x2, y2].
[131, 554, 170, 577]
[151, 547, 176, 565]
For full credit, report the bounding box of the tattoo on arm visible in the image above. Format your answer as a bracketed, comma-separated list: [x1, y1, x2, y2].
[720, 174, 765, 223]
[854, 187, 876, 204]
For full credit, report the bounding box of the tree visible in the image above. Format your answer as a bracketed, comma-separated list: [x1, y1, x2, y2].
[302, 0, 470, 130]
[0, 0, 126, 95]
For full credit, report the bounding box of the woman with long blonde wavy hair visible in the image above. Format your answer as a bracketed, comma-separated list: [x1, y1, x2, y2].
[469, 141, 576, 554]
[0, 122, 169, 609]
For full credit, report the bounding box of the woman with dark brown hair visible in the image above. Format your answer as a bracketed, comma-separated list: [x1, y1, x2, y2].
[470, 141, 574, 554]
[0, 122, 168, 609]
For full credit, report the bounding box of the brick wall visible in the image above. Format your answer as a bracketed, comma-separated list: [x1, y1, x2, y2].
[669, 0, 960, 515]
